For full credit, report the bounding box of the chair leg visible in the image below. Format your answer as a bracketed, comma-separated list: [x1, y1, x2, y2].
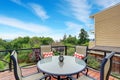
[85, 68, 88, 75]
[77, 73, 79, 78]
[81, 68, 88, 75]
[44, 76, 51, 80]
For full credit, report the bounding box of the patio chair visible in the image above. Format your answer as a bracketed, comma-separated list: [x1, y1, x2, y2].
[74, 46, 89, 77]
[10, 50, 50, 80]
[40, 45, 53, 58]
[76, 51, 115, 80]
[75, 46, 88, 62]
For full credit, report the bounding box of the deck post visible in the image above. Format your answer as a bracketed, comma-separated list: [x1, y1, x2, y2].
[65, 46, 67, 55]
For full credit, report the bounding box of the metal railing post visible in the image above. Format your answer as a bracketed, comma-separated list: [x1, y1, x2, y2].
[65, 46, 67, 55]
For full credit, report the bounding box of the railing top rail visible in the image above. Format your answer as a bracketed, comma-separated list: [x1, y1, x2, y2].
[0, 45, 76, 52]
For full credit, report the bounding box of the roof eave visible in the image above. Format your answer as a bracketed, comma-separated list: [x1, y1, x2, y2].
[89, 2, 120, 19]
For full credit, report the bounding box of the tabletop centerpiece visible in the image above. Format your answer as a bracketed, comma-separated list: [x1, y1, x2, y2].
[59, 52, 64, 62]
[58, 47, 64, 62]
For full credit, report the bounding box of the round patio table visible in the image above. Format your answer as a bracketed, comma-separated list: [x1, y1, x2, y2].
[37, 56, 86, 80]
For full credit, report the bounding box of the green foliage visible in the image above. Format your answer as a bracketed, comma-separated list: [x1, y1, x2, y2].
[41, 37, 54, 45]
[61, 29, 89, 46]
[4, 42, 12, 49]
[11, 37, 30, 49]
[0, 61, 4, 70]
[87, 55, 100, 69]
[0, 53, 11, 70]
[4, 53, 10, 62]
[0, 36, 55, 50]
[0, 38, 6, 50]
[65, 35, 77, 45]
[54, 52, 60, 56]
[62, 34, 67, 42]
[78, 28, 89, 45]
[17, 50, 32, 63]
[81, 42, 89, 46]
[67, 48, 75, 56]
[29, 37, 42, 48]
[61, 35, 77, 45]
[0, 28, 90, 50]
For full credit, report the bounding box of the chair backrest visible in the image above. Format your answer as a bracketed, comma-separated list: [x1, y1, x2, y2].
[11, 50, 22, 80]
[40, 45, 52, 58]
[100, 52, 115, 80]
[75, 46, 88, 56]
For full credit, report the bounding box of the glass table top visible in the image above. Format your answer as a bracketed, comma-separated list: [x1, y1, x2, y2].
[37, 56, 86, 76]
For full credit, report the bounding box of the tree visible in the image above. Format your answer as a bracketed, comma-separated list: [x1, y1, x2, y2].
[11, 37, 30, 49]
[41, 37, 54, 45]
[0, 38, 6, 50]
[29, 37, 42, 47]
[78, 28, 89, 45]
[65, 35, 77, 45]
[61, 34, 67, 42]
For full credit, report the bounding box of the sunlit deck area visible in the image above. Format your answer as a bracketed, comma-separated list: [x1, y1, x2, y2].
[0, 65, 118, 80]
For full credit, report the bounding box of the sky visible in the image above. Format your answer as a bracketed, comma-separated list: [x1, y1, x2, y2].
[0, 0, 120, 41]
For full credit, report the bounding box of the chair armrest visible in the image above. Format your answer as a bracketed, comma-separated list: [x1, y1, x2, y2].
[39, 55, 43, 60]
[84, 55, 89, 63]
[83, 56, 88, 61]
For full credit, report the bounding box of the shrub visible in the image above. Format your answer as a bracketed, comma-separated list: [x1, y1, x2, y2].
[87, 55, 100, 70]
[67, 48, 75, 56]
[0, 61, 4, 70]
[4, 53, 10, 62]
[18, 50, 32, 63]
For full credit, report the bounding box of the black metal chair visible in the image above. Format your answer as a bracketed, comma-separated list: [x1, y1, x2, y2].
[76, 51, 115, 80]
[11, 50, 50, 80]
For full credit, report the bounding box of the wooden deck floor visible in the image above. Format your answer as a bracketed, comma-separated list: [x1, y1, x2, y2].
[0, 66, 119, 80]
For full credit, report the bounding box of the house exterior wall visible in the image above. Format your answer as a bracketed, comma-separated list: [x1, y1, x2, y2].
[93, 4, 120, 47]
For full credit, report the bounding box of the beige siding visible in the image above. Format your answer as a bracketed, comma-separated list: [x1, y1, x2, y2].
[94, 4, 120, 47]
[94, 4, 120, 22]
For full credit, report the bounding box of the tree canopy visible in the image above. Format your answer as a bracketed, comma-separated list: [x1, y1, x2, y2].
[0, 28, 89, 50]
[78, 28, 89, 45]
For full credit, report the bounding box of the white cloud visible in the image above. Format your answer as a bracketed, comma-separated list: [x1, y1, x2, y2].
[11, 0, 21, 5]
[29, 3, 49, 20]
[10, 0, 26, 7]
[0, 16, 66, 41]
[66, 21, 83, 31]
[65, 21, 84, 37]
[0, 16, 51, 33]
[60, 0, 91, 24]
[94, 0, 120, 8]
[11, 0, 49, 20]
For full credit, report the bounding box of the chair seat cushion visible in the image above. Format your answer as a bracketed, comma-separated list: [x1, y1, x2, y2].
[77, 75, 95, 80]
[43, 52, 53, 58]
[22, 72, 44, 80]
[74, 52, 85, 59]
